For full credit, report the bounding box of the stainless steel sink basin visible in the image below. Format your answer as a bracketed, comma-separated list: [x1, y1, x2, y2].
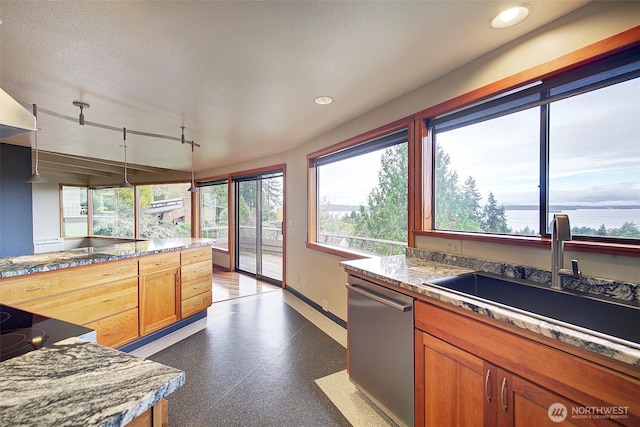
[425, 272, 640, 344]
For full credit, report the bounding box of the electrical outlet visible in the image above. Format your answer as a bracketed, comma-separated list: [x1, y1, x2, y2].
[296, 273, 301, 284]
[321, 299, 329, 312]
[445, 239, 461, 255]
[287, 218, 293, 227]
[303, 278, 308, 288]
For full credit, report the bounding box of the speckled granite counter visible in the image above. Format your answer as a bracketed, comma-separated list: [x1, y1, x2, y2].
[0, 238, 215, 279]
[342, 254, 640, 368]
[0, 338, 184, 427]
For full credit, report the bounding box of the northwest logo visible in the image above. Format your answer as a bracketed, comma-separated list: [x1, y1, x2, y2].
[548, 403, 568, 423]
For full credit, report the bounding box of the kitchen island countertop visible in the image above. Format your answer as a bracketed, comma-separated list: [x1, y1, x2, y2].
[0, 238, 215, 279]
[0, 338, 184, 427]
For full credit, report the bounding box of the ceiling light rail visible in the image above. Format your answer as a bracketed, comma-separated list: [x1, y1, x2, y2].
[28, 103, 200, 148]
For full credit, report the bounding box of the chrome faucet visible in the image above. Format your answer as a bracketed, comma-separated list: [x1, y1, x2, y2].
[551, 214, 581, 289]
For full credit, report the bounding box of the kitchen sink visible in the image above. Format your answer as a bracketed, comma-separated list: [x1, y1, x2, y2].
[425, 272, 640, 344]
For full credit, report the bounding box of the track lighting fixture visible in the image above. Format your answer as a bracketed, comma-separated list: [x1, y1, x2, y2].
[183, 127, 198, 193]
[120, 127, 133, 188]
[26, 104, 47, 183]
[72, 101, 90, 125]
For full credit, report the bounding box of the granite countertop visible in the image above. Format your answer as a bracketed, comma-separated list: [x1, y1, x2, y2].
[0, 238, 215, 279]
[0, 338, 185, 427]
[342, 255, 640, 368]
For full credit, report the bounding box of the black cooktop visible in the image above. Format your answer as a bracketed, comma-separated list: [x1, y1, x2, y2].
[0, 304, 94, 362]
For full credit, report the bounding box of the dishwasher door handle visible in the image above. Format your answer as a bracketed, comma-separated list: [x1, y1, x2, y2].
[346, 283, 413, 312]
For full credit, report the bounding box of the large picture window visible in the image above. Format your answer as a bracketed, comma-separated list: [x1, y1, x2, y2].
[311, 128, 408, 256]
[138, 183, 192, 239]
[91, 187, 135, 238]
[429, 47, 640, 242]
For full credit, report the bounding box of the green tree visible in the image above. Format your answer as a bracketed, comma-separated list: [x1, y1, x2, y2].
[460, 176, 483, 231]
[481, 192, 510, 233]
[434, 145, 464, 230]
[354, 143, 408, 255]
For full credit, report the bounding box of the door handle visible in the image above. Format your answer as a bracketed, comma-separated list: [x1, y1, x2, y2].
[346, 284, 413, 311]
[500, 377, 508, 413]
[485, 369, 492, 403]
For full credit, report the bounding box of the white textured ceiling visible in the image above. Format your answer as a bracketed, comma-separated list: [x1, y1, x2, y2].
[0, 1, 589, 175]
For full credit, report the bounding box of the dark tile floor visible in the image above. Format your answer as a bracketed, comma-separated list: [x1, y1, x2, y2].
[149, 291, 351, 426]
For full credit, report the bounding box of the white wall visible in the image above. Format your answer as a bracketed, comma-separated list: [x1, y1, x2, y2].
[33, 2, 640, 321]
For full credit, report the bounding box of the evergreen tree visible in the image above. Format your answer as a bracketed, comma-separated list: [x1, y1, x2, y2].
[354, 143, 408, 255]
[481, 192, 510, 233]
[460, 176, 483, 231]
[434, 145, 464, 230]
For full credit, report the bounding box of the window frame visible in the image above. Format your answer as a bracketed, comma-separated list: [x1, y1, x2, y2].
[59, 180, 194, 240]
[60, 184, 89, 238]
[414, 29, 640, 258]
[306, 118, 416, 259]
[198, 176, 231, 252]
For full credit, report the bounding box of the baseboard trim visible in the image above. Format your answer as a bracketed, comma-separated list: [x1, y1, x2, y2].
[118, 310, 207, 353]
[285, 285, 347, 329]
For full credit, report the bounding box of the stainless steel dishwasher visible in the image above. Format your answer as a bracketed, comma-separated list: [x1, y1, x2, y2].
[346, 276, 414, 427]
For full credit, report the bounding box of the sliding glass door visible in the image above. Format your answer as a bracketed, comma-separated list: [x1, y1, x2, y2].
[234, 170, 283, 284]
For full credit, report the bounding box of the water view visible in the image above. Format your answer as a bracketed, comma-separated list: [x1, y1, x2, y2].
[505, 208, 640, 235]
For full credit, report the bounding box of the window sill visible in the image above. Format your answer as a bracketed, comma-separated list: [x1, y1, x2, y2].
[305, 242, 373, 260]
[416, 230, 640, 258]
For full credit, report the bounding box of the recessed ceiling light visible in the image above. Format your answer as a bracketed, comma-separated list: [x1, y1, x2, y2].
[314, 96, 333, 105]
[491, 5, 530, 29]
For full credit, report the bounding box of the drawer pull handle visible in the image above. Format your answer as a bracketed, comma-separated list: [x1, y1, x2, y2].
[485, 369, 491, 403]
[192, 284, 206, 289]
[102, 271, 121, 277]
[154, 261, 168, 266]
[102, 296, 120, 302]
[26, 284, 52, 292]
[500, 377, 508, 413]
[192, 301, 202, 306]
[104, 328, 121, 336]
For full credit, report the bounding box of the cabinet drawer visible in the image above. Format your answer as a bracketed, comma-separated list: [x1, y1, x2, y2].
[181, 246, 211, 265]
[85, 307, 139, 348]
[181, 276, 212, 300]
[0, 259, 138, 305]
[15, 277, 139, 325]
[139, 252, 180, 275]
[181, 290, 212, 318]
[181, 260, 212, 283]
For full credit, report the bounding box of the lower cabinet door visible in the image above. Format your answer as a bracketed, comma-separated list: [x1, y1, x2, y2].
[420, 331, 485, 427]
[140, 268, 180, 336]
[491, 367, 621, 427]
[85, 308, 139, 348]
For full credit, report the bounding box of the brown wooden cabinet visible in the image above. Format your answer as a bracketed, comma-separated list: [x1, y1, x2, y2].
[484, 363, 619, 427]
[180, 246, 212, 318]
[415, 300, 640, 426]
[419, 331, 484, 426]
[0, 259, 140, 347]
[0, 245, 213, 349]
[139, 252, 181, 336]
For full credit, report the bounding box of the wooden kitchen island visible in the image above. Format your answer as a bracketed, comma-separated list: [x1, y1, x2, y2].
[0, 238, 215, 350]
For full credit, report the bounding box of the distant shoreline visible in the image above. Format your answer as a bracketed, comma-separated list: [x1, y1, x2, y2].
[504, 205, 640, 211]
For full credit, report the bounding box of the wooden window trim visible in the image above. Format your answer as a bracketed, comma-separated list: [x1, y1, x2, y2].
[306, 117, 414, 259]
[412, 26, 640, 256]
